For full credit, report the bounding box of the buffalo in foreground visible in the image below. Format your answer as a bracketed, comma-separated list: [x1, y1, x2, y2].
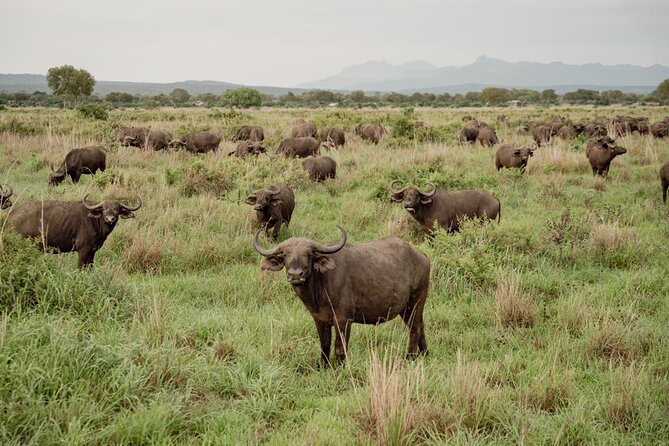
[302, 156, 336, 182]
[49, 147, 106, 186]
[170, 132, 221, 153]
[495, 144, 535, 173]
[0, 184, 13, 210]
[276, 137, 320, 158]
[245, 184, 295, 240]
[6, 194, 141, 269]
[660, 162, 669, 204]
[390, 182, 500, 234]
[253, 226, 430, 366]
[585, 136, 627, 177]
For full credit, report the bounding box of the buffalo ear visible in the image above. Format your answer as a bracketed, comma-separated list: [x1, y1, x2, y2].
[261, 256, 284, 271]
[390, 192, 404, 202]
[245, 196, 257, 205]
[314, 255, 336, 273]
[420, 197, 432, 205]
[120, 209, 135, 219]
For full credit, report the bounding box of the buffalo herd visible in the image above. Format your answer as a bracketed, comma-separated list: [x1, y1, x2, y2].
[2, 112, 669, 365]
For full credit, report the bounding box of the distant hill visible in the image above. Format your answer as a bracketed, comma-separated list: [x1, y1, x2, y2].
[0, 74, 309, 96]
[298, 56, 669, 94]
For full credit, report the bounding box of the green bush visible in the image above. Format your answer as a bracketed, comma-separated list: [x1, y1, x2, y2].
[77, 103, 108, 120]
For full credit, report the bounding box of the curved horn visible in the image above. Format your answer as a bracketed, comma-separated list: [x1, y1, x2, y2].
[268, 187, 281, 196]
[389, 180, 408, 195]
[417, 182, 436, 197]
[120, 196, 142, 211]
[253, 230, 281, 257]
[82, 193, 103, 210]
[311, 226, 347, 254]
[1, 184, 12, 198]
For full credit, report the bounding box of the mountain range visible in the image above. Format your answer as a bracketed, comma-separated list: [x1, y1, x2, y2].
[297, 56, 669, 94]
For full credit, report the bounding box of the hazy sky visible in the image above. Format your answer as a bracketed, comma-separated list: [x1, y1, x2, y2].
[1, 0, 668, 87]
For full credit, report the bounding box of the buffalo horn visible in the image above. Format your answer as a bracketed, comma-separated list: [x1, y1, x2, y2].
[253, 230, 281, 257]
[120, 196, 142, 211]
[417, 182, 436, 197]
[82, 193, 103, 210]
[0, 184, 12, 198]
[389, 180, 409, 195]
[268, 187, 281, 196]
[311, 226, 347, 254]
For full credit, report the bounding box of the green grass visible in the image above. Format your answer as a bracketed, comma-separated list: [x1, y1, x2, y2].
[1, 105, 669, 444]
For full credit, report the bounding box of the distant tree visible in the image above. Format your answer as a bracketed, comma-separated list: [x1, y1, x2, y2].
[105, 92, 135, 104]
[220, 87, 262, 109]
[349, 90, 366, 104]
[480, 87, 510, 105]
[301, 89, 337, 104]
[194, 93, 218, 106]
[563, 89, 599, 104]
[651, 78, 669, 102]
[46, 65, 95, 103]
[540, 89, 558, 104]
[169, 88, 190, 105]
[383, 92, 410, 104]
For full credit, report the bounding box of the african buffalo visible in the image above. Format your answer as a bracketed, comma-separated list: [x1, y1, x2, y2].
[476, 127, 499, 147]
[245, 184, 295, 240]
[145, 130, 172, 150]
[302, 156, 336, 182]
[116, 127, 149, 147]
[661, 162, 669, 204]
[531, 125, 554, 146]
[319, 127, 346, 148]
[495, 144, 534, 172]
[613, 116, 650, 137]
[0, 184, 13, 210]
[355, 123, 386, 144]
[557, 124, 584, 140]
[276, 137, 320, 158]
[253, 226, 430, 366]
[170, 132, 221, 153]
[390, 182, 500, 234]
[233, 125, 264, 142]
[6, 194, 141, 269]
[228, 141, 267, 157]
[291, 121, 318, 138]
[585, 136, 627, 177]
[460, 127, 478, 144]
[48, 147, 106, 186]
[582, 122, 608, 138]
[651, 119, 669, 138]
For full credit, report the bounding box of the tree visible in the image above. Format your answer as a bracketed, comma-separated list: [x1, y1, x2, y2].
[563, 89, 599, 104]
[540, 89, 558, 104]
[220, 87, 262, 109]
[349, 90, 367, 104]
[105, 92, 135, 104]
[480, 87, 510, 106]
[46, 65, 95, 102]
[651, 78, 669, 102]
[170, 88, 190, 105]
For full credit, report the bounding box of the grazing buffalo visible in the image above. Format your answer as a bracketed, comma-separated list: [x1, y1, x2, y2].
[276, 137, 320, 158]
[582, 122, 608, 138]
[651, 118, 669, 138]
[291, 121, 318, 138]
[390, 182, 500, 234]
[228, 141, 267, 158]
[531, 125, 554, 146]
[170, 132, 221, 153]
[245, 184, 295, 240]
[0, 184, 13, 210]
[6, 194, 141, 269]
[116, 127, 149, 147]
[557, 124, 584, 140]
[253, 226, 430, 366]
[476, 127, 499, 147]
[49, 147, 106, 186]
[661, 162, 669, 204]
[233, 125, 264, 142]
[585, 136, 627, 177]
[145, 130, 172, 150]
[355, 123, 386, 144]
[613, 116, 650, 137]
[495, 144, 534, 172]
[319, 127, 346, 148]
[302, 156, 336, 182]
[460, 127, 478, 144]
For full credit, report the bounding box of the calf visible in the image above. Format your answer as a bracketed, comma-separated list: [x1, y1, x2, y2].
[302, 156, 336, 181]
[245, 184, 295, 240]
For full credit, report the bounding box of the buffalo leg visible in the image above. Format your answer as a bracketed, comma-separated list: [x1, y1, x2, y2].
[314, 319, 332, 368]
[402, 291, 428, 358]
[77, 249, 96, 269]
[71, 172, 81, 184]
[334, 318, 351, 363]
[272, 220, 282, 240]
[662, 180, 668, 204]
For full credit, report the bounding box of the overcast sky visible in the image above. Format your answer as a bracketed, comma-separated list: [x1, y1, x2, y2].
[1, 0, 668, 87]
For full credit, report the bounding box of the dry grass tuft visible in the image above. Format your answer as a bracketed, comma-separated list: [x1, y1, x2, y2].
[605, 364, 641, 430]
[495, 274, 536, 329]
[524, 369, 574, 413]
[587, 314, 640, 363]
[124, 236, 163, 273]
[590, 221, 632, 253]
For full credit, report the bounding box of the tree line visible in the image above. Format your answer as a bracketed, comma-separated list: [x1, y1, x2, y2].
[2, 65, 668, 109]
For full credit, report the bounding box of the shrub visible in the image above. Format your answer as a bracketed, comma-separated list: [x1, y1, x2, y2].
[77, 103, 109, 120]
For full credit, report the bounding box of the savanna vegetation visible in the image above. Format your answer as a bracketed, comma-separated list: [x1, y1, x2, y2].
[1, 105, 668, 444]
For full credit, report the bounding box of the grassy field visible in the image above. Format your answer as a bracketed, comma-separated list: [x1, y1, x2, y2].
[1, 105, 669, 445]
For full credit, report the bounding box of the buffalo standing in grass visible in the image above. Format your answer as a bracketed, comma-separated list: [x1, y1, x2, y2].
[585, 136, 627, 177]
[170, 132, 221, 153]
[253, 226, 430, 366]
[116, 127, 149, 147]
[48, 147, 106, 186]
[276, 137, 320, 158]
[495, 144, 534, 173]
[0, 184, 13, 210]
[660, 162, 669, 204]
[245, 184, 295, 240]
[6, 194, 141, 269]
[291, 121, 318, 138]
[145, 130, 172, 150]
[355, 123, 386, 144]
[557, 124, 584, 140]
[460, 127, 478, 144]
[390, 182, 500, 234]
[302, 156, 336, 182]
[476, 127, 499, 147]
[228, 141, 267, 158]
[319, 127, 346, 148]
[233, 125, 264, 142]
